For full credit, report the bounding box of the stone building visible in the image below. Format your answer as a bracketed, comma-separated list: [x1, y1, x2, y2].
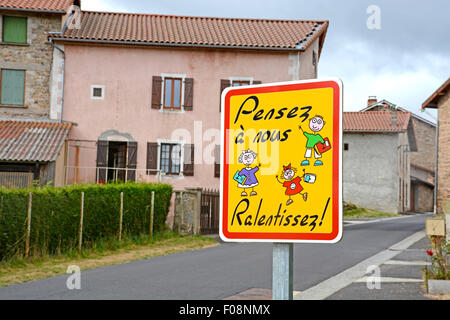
[362, 97, 436, 212]
[0, 0, 77, 187]
[343, 111, 417, 214]
[422, 78, 450, 217]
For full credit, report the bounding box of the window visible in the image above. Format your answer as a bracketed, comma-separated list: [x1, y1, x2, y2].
[344, 143, 349, 151]
[232, 80, 251, 87]
[163, 77, 182, 110]
[2, 16, 27, 43]
[91, 85, 105, 100]
[1, 69, 25, 106]
[160, 143, 181, 175]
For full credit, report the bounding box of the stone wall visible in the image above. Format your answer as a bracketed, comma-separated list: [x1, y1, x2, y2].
[437, 90, 450, 214]
[173, 189, 201, 235]
[0, 12, 62, 118]
[410, 117, 436, 171]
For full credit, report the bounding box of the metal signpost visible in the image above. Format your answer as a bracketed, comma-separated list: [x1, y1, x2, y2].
[220, 79, 343, 300]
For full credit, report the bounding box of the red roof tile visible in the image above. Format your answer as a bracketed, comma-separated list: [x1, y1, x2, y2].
[0, 0, 75, 13]
[0, 120, 72, 162]
[343, 111, 411, 132]
[51, 10, 328, 51]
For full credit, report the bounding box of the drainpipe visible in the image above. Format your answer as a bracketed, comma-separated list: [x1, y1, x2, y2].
[49, 10, 75, 123]
[50, 39, 65, 123]
[433, 117, 439, 215]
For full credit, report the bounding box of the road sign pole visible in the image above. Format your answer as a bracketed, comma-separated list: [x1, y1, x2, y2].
[272, 242, 293, 300]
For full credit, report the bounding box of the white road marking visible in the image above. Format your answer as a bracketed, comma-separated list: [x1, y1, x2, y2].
[294, 230, 426, 300]
[384, 260, 431, 266]
[355, 276, 423, 283]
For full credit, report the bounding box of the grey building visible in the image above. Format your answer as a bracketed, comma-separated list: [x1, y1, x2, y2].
[362, 97, 436, 212]
[343, 111, 417, 213]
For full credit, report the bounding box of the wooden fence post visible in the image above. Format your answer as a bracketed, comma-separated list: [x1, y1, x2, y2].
[118, 192, 124, 241]
[78, 191, 84, 254]
[25, 192, 32, 259]
[149, 191, 155, 238]
[179, 191, 184, 234]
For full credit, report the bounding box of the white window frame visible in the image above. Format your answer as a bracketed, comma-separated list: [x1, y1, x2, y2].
[160, 73, 186, 113]
[229, 77, 254, 86]
[90, 85, 105, 100]
[156, 139, 185, 178]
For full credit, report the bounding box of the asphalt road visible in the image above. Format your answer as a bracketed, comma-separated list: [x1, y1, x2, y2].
[0, 214, 429, 300]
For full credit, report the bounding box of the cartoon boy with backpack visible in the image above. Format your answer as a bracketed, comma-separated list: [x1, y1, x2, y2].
[298, 115, 331, 166]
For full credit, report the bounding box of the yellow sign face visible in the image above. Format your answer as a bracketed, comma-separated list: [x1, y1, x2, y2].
[220, 79, 343, 243]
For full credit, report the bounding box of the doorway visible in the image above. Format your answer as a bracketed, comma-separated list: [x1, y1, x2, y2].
[96, 140, 137, 183]
[107, 141, 127, 182]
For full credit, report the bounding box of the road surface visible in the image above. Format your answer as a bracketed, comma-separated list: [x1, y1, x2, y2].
[0, 213, 429, 299]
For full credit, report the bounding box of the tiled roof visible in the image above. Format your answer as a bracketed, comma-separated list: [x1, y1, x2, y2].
[50, 10, 328, 51]
[0, 0, 75, 13]
[422, 77, 450, 109]
[0, 120, 72, 162]
[343, 111, 411, 132]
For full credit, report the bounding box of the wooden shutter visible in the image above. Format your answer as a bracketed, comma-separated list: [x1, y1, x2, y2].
[183, 144, 194, 176]
[219, 79, 230, 112]
[184, 78, 194, 111]
[126, 141, 137, 182]
[253, 80, 262, 85]
[3, 16, 27, 43]
[214, 145, 220, 178]
[151, 76, 162, 109]
[146, 142, 158, 175]
[96, 140, 108, 183]
[1, 69, 25, 106]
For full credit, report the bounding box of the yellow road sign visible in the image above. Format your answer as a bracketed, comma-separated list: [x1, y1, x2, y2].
[220, 79, 343, 243]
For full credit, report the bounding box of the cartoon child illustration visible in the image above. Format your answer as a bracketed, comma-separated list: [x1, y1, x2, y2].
[299, 115, 327, 166]
[234, 149, 261, 196]
[275, 163, 308, 205]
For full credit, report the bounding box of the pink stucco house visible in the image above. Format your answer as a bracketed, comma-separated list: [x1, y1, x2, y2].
[48, 10, 328, 216]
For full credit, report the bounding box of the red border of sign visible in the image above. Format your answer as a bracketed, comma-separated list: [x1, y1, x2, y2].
[220, 79, 342, 243]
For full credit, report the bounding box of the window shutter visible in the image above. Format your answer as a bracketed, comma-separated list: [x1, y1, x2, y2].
[253, 80, 262, 85]
[146, 142, 158, 175]
[219, 79, 230, 112]
[126, 141, 137, 182]
[214, 144, 220, 178]
[96, 140, 108, 183]
[3, 16, 27, 43]
[184, 78, 194, 111]
[1, 69, 25, 106]
[151, 76, 162, 109]
[183, 144, 194, 176]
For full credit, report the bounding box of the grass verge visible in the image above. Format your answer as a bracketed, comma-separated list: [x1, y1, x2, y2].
[343, 202, 398, 219]
[0, 231, 218, 288]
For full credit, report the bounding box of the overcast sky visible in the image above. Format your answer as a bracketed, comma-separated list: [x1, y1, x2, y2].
[82, 0, 449, 122]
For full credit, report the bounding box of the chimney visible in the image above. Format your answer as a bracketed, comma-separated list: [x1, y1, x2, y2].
[391, 109, 398, 126]
[367, 96, 377, 107]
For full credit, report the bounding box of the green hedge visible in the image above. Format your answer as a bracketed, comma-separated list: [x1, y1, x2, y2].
[0, 183, 172, 261]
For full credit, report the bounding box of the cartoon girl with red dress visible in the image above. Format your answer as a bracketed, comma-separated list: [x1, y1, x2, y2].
[276, 163, 308, 205]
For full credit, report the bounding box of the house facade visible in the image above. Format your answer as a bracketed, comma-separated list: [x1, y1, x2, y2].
[0, 0, 76, 187]
[343, 111, 417, 213]
[49, 11, 328, 197]
[362, 97, 436, 212]
[422, 78, 450, 217]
